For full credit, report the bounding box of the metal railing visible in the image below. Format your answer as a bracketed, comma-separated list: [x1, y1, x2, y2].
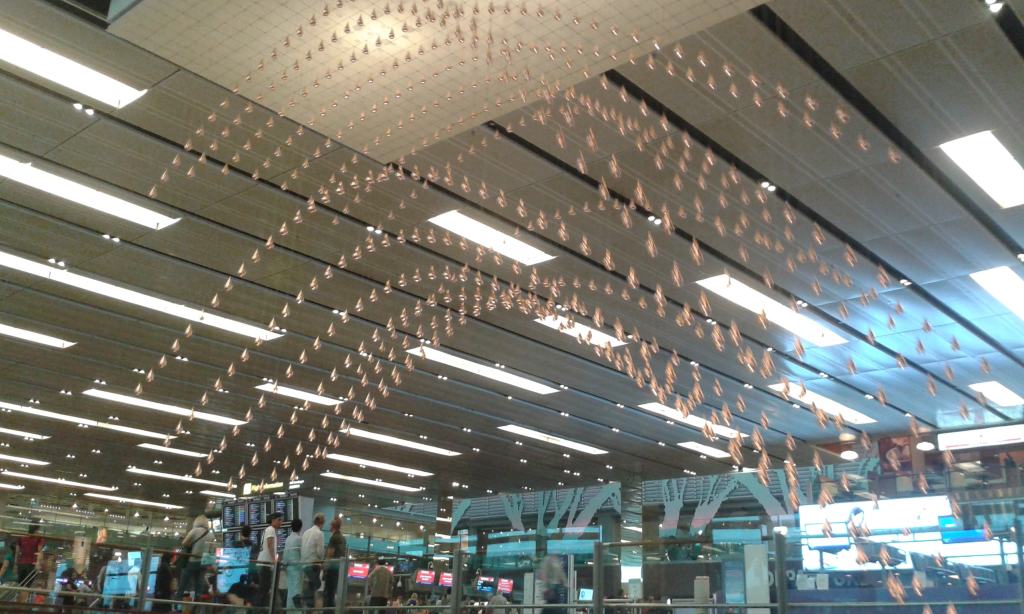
[3, 530, 1022, 613]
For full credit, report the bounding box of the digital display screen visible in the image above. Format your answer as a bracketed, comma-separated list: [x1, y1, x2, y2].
[476, 576, 495, 593]
[349, 563, 370, 579]
[799, 495, 952, 571]
[236, 505, 246, 526]
[222, 504, 237, 528]
[497, 578, 513, 594]
[276, 527, 288, 553]
[578, 589, 593, 601]
[439, 572, 453, 587]
[416, 570, 436, 585]
[248, 502, 264, 526]
[938, 515, 987, 544]
[274, 499, 290, 521]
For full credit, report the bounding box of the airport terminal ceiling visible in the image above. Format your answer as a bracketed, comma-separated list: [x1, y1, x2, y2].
[0, 0, 1023, 519]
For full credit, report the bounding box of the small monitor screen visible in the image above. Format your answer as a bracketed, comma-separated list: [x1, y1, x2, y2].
[349, 563, 370, 579]
[497, 578, 513, 594]
[415, 570, 436, 585]
[578, 589, 594, 601]
[476, 576, 495, 593]
[439, 572, 453, 587]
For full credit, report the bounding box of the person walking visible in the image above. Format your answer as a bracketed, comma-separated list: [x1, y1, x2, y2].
[15, 523, 44, 602]
[152, 552, 174, 612]
[366, 559, 394, 610]
[323, 516, 347, 608]
[0, 542, 15, 586]
[176, 515, 213, 602]
[283, 518, 304, 610]
[257, 512, 284, 608]
[538, 554, 568, 614]
[301, 513, 326, 608]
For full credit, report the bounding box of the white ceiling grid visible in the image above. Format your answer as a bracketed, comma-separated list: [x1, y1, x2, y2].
[111, 0, 759, 160]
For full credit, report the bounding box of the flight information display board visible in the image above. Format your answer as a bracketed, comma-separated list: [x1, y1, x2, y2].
[222, 495, 305, 554]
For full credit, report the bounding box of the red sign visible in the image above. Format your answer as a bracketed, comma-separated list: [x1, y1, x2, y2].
[439, 572, 453, 587]
[497, 578, 513, 594]
[416, 570, 436, 585]
[348, 562, 370, 579]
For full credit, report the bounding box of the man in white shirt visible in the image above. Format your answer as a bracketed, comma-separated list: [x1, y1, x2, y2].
[300, 513, 326, 608]
[257, 512, 283, 607]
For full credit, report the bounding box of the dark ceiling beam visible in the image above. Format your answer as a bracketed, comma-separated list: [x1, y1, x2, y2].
[600, 70, 1009, 424]
[993, 2, 1024, 59]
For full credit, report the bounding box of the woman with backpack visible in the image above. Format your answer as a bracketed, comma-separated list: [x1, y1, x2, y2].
[176, 515, 213, 603]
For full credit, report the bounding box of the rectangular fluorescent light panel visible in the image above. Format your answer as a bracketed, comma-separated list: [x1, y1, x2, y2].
[199, 490, 236, 499]
[0, 250, 280, 340]
[347, 427, 460, 456]
[0, 453, 49, 466]
[938, 424, 1024, 452]
[968, 381, 1024, 407]
[429, 210, 555, 266]
[534, 314, 626, 347]
[84, 493, 182, 510]
[678, 441, 731, 459]
[0, 27, 147, 108]
[408, 346, 559, 394]
[971, 266, 1024, 322]
[497, 424, 608, 455]
[0, 427, 49, 440]
[697, 274, 846, 346]
[0, 153, 177, 229]
[0, 322, 75, 348]
[0, 483, 25, 490]
[940, 131, 1024, 208]
[0, 399, 170, 439]
[83, 388, 245, 426]
[638, 402, 742, 439]
[0, 470, 116, 491]
[255, 383, 344, 406]
[326, 453, 433, 476]
[321, 472, 423, 492]
[768, 383, 876, 425]
[137, 442, 206, 458]
[126, 466, 230, 488]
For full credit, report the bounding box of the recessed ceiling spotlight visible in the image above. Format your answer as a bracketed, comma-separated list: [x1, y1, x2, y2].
[989, 1, 1004, 13]
[899, 279, 912, 287]
[839, 450, 859, 461]
[916, 441, 936, 452]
